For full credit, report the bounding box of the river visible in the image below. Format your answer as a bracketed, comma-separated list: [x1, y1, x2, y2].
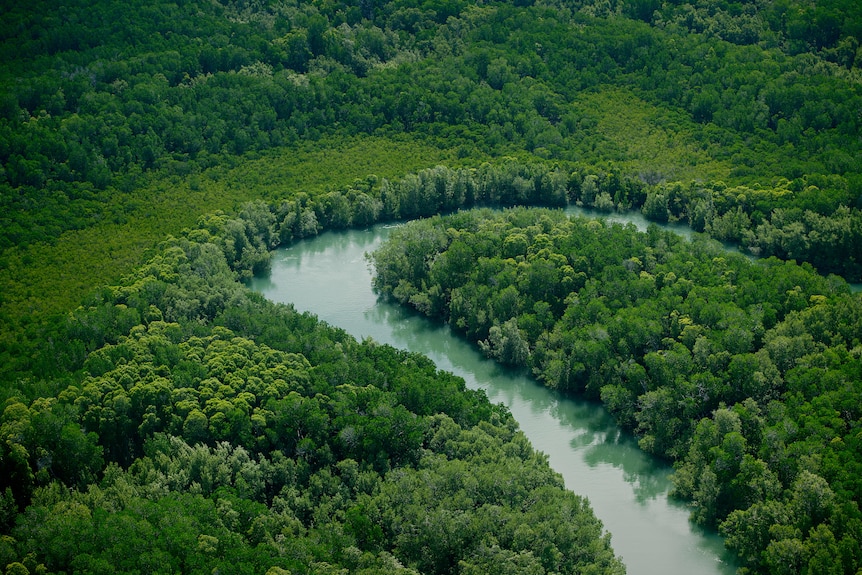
[248, 211, 740, 575]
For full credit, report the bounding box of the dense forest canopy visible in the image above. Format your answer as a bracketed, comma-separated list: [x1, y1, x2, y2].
[1, 0, 861, 351]
[2, 0, 862, 249]
[1, 0, 862, 573]
[369, 207, 862, 574]
[0, 207, 624, 573]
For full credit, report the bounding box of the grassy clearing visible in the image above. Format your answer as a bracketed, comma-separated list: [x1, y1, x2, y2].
[573, 87, 733, 183]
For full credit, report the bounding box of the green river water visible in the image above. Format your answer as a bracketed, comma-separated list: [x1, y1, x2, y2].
[248, 211, 742, 575]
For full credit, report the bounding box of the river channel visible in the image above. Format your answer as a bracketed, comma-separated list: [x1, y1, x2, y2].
[248, 207, 743, 575]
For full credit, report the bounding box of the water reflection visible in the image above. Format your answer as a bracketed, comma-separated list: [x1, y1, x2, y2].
[582, 438, 672, 503]
[565, 205, 696, 240]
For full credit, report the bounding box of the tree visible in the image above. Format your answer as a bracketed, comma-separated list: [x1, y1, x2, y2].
[479, 318, 529, 366]
[642, 191, 669, 223]
[183, 410, 210, 445]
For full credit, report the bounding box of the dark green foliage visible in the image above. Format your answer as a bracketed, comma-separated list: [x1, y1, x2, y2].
[1, 152, 858, 571]
[370, 207, 862, 574]
[3, 0, 862, 271]
[0, 202, 623, 574]
[3, 0, 862, 572]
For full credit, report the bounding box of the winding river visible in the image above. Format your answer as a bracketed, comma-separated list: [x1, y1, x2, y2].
[249, 208, 741, 575]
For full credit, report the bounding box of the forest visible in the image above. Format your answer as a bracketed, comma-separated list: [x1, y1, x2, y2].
[1, 0, 861, 573]
[0, 204, 624, 573]
[370, 207, 862, 574]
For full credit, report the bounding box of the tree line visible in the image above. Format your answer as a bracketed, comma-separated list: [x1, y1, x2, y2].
[369, 207, 862, 575]
[3, 0, 862, 571]
[2, 151, 860, 574]
[2, 0, 860, 258]
[0, 200, 624, 574]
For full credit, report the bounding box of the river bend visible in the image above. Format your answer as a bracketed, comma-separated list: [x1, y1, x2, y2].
[249, 221, 737, 575]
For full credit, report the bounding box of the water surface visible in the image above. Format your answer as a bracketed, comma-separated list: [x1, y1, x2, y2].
[249, 222, 737, 575]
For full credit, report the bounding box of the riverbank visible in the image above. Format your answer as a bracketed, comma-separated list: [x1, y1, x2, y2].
[249, 224, 738, 575]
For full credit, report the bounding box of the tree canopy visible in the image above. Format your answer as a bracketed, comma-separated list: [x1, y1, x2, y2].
[369, 207, 862, 575]
[2, 0, 862, 572]
[0, 202, 624, 574]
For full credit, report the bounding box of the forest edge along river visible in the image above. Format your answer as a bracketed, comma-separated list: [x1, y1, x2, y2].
[249, 208, 745, 575]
